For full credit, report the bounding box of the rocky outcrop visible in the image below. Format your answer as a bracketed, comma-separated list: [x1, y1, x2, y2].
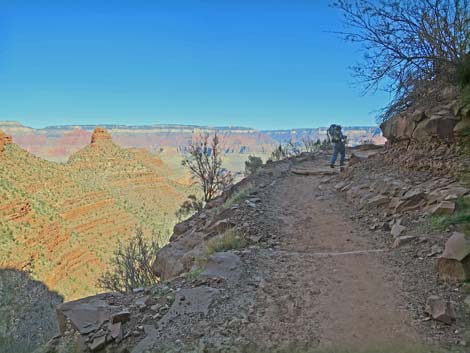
[380, 97, 469, 176]
[152, 159, 293, 281]
[90, 127, 112, 145]
[381, 98, 468, 144]
[438, 232, 470, 282]
[0, 129, 12, 152]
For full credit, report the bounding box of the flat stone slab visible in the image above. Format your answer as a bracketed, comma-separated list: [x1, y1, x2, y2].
[131, 325, 158, 353]
[201, 252, 242, 283]
[159, 286, 220, 326]
[56, 294, 113, 335]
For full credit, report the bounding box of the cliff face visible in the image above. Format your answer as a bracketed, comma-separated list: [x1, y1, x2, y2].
[380, 96, 470, 176]
[0, 122, 384, 164]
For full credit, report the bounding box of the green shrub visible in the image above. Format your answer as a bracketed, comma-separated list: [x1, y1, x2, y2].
[222, 187, 252, 210]
[97, 227, 160, 292]
[428, 197, 470, 235]
[244, 155, 263, 176]
[175, 194, 204, 220]
[202, 229, 246, 258]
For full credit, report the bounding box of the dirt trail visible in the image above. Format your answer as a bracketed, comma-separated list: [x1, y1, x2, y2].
[241, 160, 419, 349]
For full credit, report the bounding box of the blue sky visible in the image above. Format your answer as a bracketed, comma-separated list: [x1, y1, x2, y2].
[0, 0, 390, 129]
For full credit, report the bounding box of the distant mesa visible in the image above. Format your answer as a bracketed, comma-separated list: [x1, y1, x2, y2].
[0, 129, 13, 152]
[91, 127, 112, 145]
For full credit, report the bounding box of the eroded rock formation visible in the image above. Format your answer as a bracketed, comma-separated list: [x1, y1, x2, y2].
[0, 129, 12, 152]
[90, 127, 112, 145]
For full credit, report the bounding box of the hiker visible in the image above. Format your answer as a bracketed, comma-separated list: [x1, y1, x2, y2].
[327, 124, 347, 168]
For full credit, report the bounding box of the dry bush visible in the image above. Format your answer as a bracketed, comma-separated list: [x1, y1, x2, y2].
[182, 132, 233, 202]
[333, 0, 470, 122]
[98, 227, 160, 292]
[202, 229, 246, 258]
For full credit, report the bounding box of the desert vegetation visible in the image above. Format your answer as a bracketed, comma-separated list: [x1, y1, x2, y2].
[268, 139, 331, 162]
[98, 227, 161, 292]
[182, 132, 233, 203]
[244, 155, 263, 176]
[333, 0, 470, 123]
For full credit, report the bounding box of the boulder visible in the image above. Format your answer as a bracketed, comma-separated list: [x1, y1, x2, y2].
[431, 201, 456, 216]
[413, 114, 458, 142]
[395, 189, 426, 212]
[200, 252, 242, 282]
[392, 235, 417, 248]
[159, 287, 220, 326]
[390, 223, 406, 238]
[56, 294, 114, 335]
[366, 195, 390, 208]
[89, 335, 106, 352]
[152, 244, 186, 280]
[173, 220, 191, 237]
[425, 295, 456, 324]
[111, 310, 131, 324]
[437, 232, 470, 281]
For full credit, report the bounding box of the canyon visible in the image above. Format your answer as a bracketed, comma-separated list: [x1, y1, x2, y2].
[0, 128, 191, 301]
[0, 121, 385, 169]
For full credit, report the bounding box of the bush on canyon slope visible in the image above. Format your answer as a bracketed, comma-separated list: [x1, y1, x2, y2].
[175, 194, 204, 220]
[244, 155, 263, 176]
[98, 227, 160, 292]
[182, 133, 233, 202]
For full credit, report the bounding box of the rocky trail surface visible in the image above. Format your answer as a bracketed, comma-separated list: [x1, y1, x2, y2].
[50, 150, 469, 353]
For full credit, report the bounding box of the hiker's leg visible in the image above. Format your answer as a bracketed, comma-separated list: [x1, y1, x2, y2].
[339, 144, 346, 165]
[330, 144, 338, 165]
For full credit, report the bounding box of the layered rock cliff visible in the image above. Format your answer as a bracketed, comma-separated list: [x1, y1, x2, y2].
[0, 128, 191, 300]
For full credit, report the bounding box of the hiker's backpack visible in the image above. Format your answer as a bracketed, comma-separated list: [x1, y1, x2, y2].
[327, 124, 340, 143]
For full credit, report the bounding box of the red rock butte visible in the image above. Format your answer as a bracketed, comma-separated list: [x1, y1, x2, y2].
[0, 129, 13, 152]
[90, 127, 112, 145]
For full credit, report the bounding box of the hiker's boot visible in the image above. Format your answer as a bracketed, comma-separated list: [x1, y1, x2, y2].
[330, 164, 335, 168]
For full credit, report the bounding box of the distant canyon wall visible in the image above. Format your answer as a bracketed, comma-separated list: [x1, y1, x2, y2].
[0, 121, 384, 162]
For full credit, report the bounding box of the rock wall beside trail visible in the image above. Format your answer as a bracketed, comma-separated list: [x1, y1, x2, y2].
[380, 96, 470, 176]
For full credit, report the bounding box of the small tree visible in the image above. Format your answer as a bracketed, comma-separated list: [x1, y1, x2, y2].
[301, 137, 318, 152]
[98, 227, 160, 292]
[244, 155, 263, 176]
[269, 144, 289, 161]
[182, 133, 233, 203]
[333, 0, 470, 122]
